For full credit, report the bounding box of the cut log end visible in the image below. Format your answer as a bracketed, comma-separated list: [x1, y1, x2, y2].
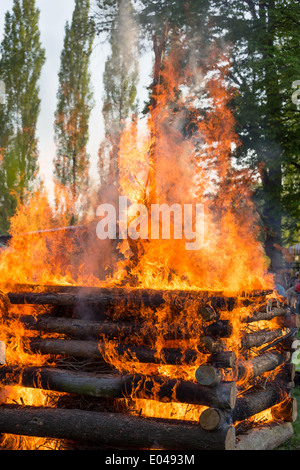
[195, 365, 222, 387]
[199, 408, 225, 431]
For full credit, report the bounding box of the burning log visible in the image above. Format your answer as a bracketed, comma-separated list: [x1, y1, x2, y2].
[195, 365, 223, 387]
[0, 405, 236, 450]
[7, 288, 272, 314]
[257, 330, 297, 354]
[28, 338, 236, 367]
[272, 397, 298, 422]
[134, 377, 237, 409]
[0, 366, 132, 399]
[244, 307, 291, 324]
[238, 350, 290, 380]
[196, 349, 290, 387]
[207, 351, 236, 368]
[1, 284, 297, 450]
[29, 338, 101, 359]
[19, 315, 233, 341]
[199, 382, 296, 431]
[0, 366, 236, 408]
[21, 316, 144, 340]
[241, 329, 287, 350]
[277, 314, 300, 329]
[6, 289, 222, 308]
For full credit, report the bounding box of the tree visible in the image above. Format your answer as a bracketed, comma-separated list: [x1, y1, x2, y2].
[95, 0, 300, 269]
[0, 0, 45, 233]
[98, 0, 139, 187]
[209, 0, 300, 269]
[54, 0, 94, 211]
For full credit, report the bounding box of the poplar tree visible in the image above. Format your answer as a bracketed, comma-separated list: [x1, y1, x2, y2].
[98, 0, 139, 187]
[0, 0, 45, 232]
[54, 0, 94, 205]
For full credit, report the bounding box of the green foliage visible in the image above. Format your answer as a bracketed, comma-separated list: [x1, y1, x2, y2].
[0, 0, 45, 233]
[94, 0, 300, 257]
[54, 0, 95, 204]
[206, 0, 300, 264]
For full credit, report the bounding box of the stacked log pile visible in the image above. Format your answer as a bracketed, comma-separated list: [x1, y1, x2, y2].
[0, 286, 298, 450]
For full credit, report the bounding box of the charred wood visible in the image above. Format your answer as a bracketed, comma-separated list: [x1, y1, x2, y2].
[7, 288, 271, 313]
[199, 382, 295, 431]
[19, 315, 233, 341]
[28, 338, 235, 366]
[0, 366, 236, 408]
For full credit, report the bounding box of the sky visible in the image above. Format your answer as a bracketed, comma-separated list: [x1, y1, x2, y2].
[0, 0, 138, 196]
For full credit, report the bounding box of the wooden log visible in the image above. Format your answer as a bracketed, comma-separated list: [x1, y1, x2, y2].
[271, 397, 298, 422]
[0, 405, 237, 450]
[207, 351, 236, 368]
[195, 365, 223, 387]
[238, 350, 289, 380]
[19, 315, 233, 341]
[204, 320, 233, 338]
[197, 306, 220, 321]
[0, 366, 131, 399]
[21, 316, 144, 340]
[240, 290, 274, 298]
[28, 338, 236, 367]
[199, 381, 292, 430]
[241, 329, 284, 350]
[0, 366, 236, 408]
[29, 338, 101, 359]
[276, 314, 300, 329]
[257, 330, 296, 354]
[273, 362, 296, 392]
[244, 307, 289, 324]
[6, 288, 268, 312]
[198, 337, 226, 354]
[3, 283, 272, 297]
[136, 376, 237, 409]
[230, 382, 291, 423]
[202, 328, 293, 354]
[234, 422, 293, 450]
[7, 289, 229, 309]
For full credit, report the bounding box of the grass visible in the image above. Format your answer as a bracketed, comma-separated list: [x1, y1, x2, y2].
[277, 386, 300, 450]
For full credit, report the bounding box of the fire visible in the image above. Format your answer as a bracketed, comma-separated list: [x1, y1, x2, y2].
[97, 43, 277, 423]
[0, 39, 285, 449]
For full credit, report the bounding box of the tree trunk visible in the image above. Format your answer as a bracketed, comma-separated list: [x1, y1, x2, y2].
[0, 405, 236, 450]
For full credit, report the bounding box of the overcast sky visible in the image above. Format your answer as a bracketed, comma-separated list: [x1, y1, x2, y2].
[0, 0, 109, 194]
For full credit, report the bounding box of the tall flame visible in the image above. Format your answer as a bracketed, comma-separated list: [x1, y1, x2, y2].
[0, 40, 278, 448]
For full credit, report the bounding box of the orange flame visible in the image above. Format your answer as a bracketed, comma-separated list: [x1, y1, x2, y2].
[0, 39, 280, 447]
